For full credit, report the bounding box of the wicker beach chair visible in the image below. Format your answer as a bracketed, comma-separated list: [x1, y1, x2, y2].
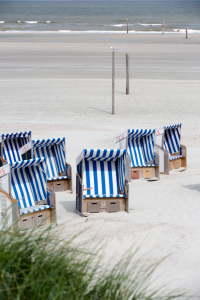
[0, 131, 32, 167]
[0, 158, 56, 232]
[114, 129, 159, 180]
[32, 138, 72, 192]
[76, 149, 130, 214]
[154, 123, 187, 174]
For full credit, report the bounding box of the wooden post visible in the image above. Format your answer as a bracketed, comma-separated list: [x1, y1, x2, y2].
[162, 21, 164, 35]
[127, 18, 128, 34]
[126, 54, 129, 95]
[112, 51, 115, 115]
[186, 28, 188, 39]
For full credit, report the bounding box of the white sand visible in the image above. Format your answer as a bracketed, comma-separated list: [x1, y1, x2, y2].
[0, 32, 200, 297]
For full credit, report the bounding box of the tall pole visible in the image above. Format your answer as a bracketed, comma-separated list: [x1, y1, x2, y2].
[112, 51, 115, 115]
[162, 21, 164, 35]
[126, 54, 129, 95]
[127, 18, 128, 34]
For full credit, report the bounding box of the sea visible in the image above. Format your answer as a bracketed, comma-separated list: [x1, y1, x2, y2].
[0, 0, 200, 34]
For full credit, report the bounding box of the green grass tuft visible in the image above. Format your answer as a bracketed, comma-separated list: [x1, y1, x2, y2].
[0, 216, 188, 300]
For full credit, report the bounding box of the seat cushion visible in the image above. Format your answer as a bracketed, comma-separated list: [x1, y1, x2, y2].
[132, 164, 156, 168]
[47, 176, 68, 181]
[20, 205, 52, 215]
[169, 155, 183, 161]
[83, 194, 125, 198]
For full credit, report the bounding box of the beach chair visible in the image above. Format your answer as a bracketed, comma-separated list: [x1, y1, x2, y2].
[76, 149, 130, 214]
[154, 123, 187, 174]
[32, 138, 72, 192]
[0, 158, 56, 231]
[114, 129, 159, 180]
[0, 131, 32, 167]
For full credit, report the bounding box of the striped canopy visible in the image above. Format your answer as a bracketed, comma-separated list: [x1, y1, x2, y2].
[78, 149, 127, 197]
[165, 123, 182, 130]
[10, 158, 47, 210]
[32, 138, 64, 148]
[2, 131, 31, 141]
[128, 129, 155, 139]
[2, 131, 32, 164]
[10, 157, 46, 170]
[33, 138, 66, 179]
[83, 149, 127, 161]
[127, 129, 155, 167]
[164, 124, 181, 154]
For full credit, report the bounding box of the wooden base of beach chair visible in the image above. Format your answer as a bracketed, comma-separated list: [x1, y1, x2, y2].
[19, 208, 56, 231]
[83, 198, 128, 214]
[131, 166, 159, 180]
[169, 157, 186, 172]
[47, 178, 72, 193]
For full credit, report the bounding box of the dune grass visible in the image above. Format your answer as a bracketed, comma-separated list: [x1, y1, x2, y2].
[0, 217, 187, 300]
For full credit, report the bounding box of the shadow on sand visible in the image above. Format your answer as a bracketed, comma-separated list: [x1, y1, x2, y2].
[182, 184, 200, 192]
[89, 107, 111, 114]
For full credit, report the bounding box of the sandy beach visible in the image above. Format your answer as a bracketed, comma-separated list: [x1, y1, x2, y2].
[1, 32, 200, 297]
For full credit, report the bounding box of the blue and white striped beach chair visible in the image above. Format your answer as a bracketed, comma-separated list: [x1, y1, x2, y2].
[76, 149, 130, 214]
[32, 138, 72, 192]
[0, 131, 32, 167]
[0, 157, 56, 231]
[154, 123, 187, 174]
[114, 129, 159, 180]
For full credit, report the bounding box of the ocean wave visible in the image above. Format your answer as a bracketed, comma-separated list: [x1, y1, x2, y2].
[112, 24, 126, 27]
[24, 21, 38, 24]
[0, 21, 5, 23]
[58, 30, 71, 32]
[46, 21, 51, 23]
[0, 29, 199, 34]
[138, 23, 163, 26]
[173, 28, 200, 34]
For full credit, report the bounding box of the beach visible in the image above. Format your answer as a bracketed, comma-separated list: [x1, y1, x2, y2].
[1, 32, 200, 297]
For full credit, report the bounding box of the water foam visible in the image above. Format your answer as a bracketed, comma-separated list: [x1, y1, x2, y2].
[139, 23, 163, 26]
[173, 28, 200, 34]
[0, 29, 199, 34]
[24, 21, 38, 24]
[0, 21, 5, 23]
[112, 24, 126, 27]
[58, 30, 71, 32]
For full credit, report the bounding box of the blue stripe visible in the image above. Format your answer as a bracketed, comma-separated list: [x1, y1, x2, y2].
[11, 172, 20, 205]
[14, 169, 26, 208]
[115, 161, 119, 193]
[100, 161, 106, 195]
[93, 161, 98, 195]
[19, 169, 32, 207]
[108, 161, 113, 194]
[27, 167, 38, 203]
[85, 160, 91, 196]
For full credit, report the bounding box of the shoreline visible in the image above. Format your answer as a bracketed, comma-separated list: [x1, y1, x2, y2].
[0, 31, 199, 44]
[0, 30, 200, 34]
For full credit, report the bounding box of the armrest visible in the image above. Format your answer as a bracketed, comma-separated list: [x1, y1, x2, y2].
[0, 190, 18, 203]
[154, 153, 159, 166]
[180, 144, 187, 157]
[66, 162, 72, 178]
[0, 156, 6, 163]
[47, 189, 56, 207]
